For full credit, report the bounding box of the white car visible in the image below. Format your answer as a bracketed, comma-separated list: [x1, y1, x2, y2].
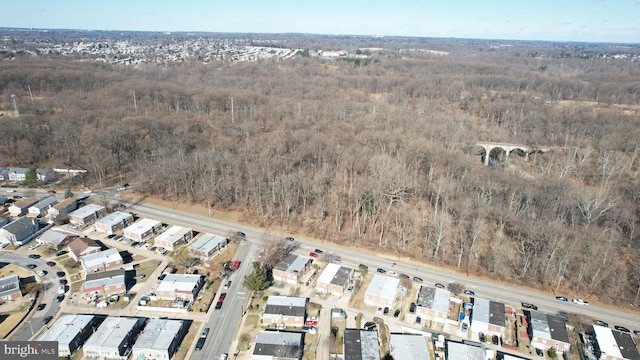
[37, 270, 46, 276]
[6, 189, 15, 193]
[572, 298, 588, 306]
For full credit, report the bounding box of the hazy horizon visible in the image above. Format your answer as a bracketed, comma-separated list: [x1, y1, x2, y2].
[4, 0, 640, 44]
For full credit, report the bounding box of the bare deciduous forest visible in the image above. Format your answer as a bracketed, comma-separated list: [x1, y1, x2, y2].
[1, 33, 640, 306]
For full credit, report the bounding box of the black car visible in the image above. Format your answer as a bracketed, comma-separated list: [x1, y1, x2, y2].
[377, 268, 386, 274]
[285, 236, 294, 241]
[215, 301, 223, 310]
[195, 337, 206, 351]
[614, 325, 630, 333]
[28, 254, 41, 259]
[633, 330, 640, 336]
[107, 234, 116, 239]
[55, 250, 67, 257]
[55, 294, 65, 302]
[26, 264, 37, 269]
[555, 296, 569, 302]
[383, 307, 389, 315]
[41, 316, 53, 325]
[56, 271, 65, 278]
[37, 303, 46, 311]
[416, 317, 422, 324]
[393, 309, 401, 318]
[479, 333, 486, 343]
[535, 348, 544, 357]
[413, 277, 423, 283]
[314, 249, 323, 254]
[409, 303, 416, 313]
[435, 283, 446, 289]
[236, 231, 246, 237]
[594, 320, 608, 327]
[521, 302, 538, 310]
[492, 335, 500, 345]
[464, 289, 475, 296]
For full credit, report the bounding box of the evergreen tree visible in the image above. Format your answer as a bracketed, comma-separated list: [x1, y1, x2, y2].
[243, 262, 270, 291]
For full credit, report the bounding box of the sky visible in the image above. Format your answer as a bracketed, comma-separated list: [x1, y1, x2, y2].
[4, 0, 640, 43]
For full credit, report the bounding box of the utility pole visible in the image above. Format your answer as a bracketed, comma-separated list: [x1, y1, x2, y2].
[230, 97, 234, 124]
[11, 94, 19, 117]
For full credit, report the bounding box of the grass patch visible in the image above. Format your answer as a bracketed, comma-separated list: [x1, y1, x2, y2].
[0, 307, 29, 339]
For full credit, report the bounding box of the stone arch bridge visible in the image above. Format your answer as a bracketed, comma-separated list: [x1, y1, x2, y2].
[476, 142, 556, 166]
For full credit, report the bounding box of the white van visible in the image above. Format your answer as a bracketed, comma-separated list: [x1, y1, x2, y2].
[58, 285, 67, 294]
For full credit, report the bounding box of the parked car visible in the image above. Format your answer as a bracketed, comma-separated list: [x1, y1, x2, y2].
[412, 276, 423, 283]
[56, 271, 65, 278]
[358, 264, 368, 270]
[224, 280, 231, 289]
[201, 327, 210, 338]
[26, 264, 37, 269]
[464, 289, 475, 296]
[134, 274, 146, 279]
[219, 354, 228, 360]
[462, 323, 468, 332]
[377, 268, 386, 274]
[46, 261, 56, 267]
[393, 309, 400, 318]
[28, 254, 40, 259]
[314, 249, 323, 254]
[633, 330, 640, 336]
[6, 189, 15, 193]
[219, 293, 227, 301]
[383, 307, 389, 315]
[572, 298, 588, 306]
[215, 301, 223, 310]
[614, 325, 630, 333]
[107, 234, 116, 239]
[286, 237, 294, 241]
[535, 348, 544, 357]
[55, 250, 67, 257]
[521, 302, 538, 310]
[555, 296, 569, 302]
[492, 335, 500, 345]
[479, 333, 486, 342]
[435, 283, 446, 289]
[37, 270, 47, 276]
[195, 338, 205, 351]
[236, 231, 245, 237]
[594, 320, 608, 327]
[41, 316, 53, 325]
[416, 317, 422, 324]
[37, 303, 46, 311]
[409, 303, 416, 313]
[59, 279, 67, 285]
[55, 294, 65, 302]
[309, 252, 318, 258]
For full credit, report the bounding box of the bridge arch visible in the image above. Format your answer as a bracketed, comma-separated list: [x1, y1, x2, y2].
[476, 142, 541, 166]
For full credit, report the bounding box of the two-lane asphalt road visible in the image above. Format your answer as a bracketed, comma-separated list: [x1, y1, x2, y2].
[190, 241, 259, 359]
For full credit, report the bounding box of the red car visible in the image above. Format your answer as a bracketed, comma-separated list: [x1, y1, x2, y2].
[309, 252, 318, 258]
[219, 293, 227, 301]
[46, 261, 56, 267]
